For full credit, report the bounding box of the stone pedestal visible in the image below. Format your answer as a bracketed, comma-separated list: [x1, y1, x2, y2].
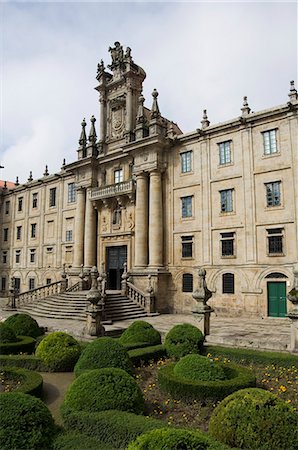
[192, 268, 214, 336]
[84, 266, 105, 337]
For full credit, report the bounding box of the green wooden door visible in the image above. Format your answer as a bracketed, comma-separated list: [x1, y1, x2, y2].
[267, 282, 287, 317]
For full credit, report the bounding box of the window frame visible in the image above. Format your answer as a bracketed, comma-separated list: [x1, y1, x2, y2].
[30, 249, 36, 263]
[32, 193, 38, 209]
[67, 183, 76, 203]
[65, 230, 73, 242]
[114, 169, 123, 184]
[262, 129, 278, 155]
[16, 225, 22, 240]
[218, 140, 232, 165]
[222, 273, 235, 294]
[181, 235, 193, 258]
[29, 278, 35, 291]
[181, 196, 193, 218]
[265, 181, 281, 207]
[182, 273, 194, 293]
[17, 197, 23, 212]
[5, 201, 10, 215]
[15, 250, 21, 264]
[180, 150, 193, 173]
[3, 228, 8, 242]
[267, 228, 284, 256]
[2, 251, 8, 264]
[220, 232, 235, 257]
[49, 187, 57, 207]
[31, 223, 37, 239]
[220, 189, 234, 213]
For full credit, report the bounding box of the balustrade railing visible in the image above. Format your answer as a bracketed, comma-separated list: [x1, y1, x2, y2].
[90, 180, 134, 201]
[17, 280, 67, 307]
[66, 282, 80, 292]
[126, 281, 155, 313]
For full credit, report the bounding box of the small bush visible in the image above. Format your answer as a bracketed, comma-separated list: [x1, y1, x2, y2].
[0, 392, 56, 450]
[5, 314, 43, 338]
[209, 388, 298, 450]
[53, 432, 114, 450]
[0, 322, 18, 343]
[61, 368, 145, 417]
[74, 337, 133, 377]
[158, 362, 256, 401]
[119, 321, 161, 347]
[0, 367, 43, 397]
[127, 428, 231, 450]
[0, 335, 36, 355]
[0, 355, 44, 371]
[164, 324, 204, 359]
[174, 354, 227, 382]
[35, 332, 81, 372]
[128, 344, 167, 366]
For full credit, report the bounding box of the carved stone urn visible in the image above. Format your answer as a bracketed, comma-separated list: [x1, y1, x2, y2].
[85, 266, 105, 337]
[192, 268, 214, 336]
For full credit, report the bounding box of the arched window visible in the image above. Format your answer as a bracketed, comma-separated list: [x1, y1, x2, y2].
[265, 272, 288, 279]
[222, 273, 234, 294]
[182, 273, 193, 292]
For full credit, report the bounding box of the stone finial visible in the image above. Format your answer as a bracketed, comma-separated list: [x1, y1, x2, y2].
[15, 176, 19, 186]
[3, 180, 7, 190]
[79, 118, 87, 147]
[241, 96, 251, 116]
[88, 115, 97, 144]
[28, 171, 33, 182]
[136, 94, 145, 123]
[150, 89, 160, 119]
[201, 109, 210, 129]
[288, 80, 298, 101]
[43, 165, 49, 176]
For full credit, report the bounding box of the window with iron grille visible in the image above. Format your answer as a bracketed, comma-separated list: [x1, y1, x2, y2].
[15, 250, 21, 264]
[221, 232, 235, 257]
[181, 196, 193, 218]
[182, 236, 193, 258]
[181, 151, 192, 173]
[218, 141, 232, 165]
[182, 273, 193, 292]
[32, 193, 38, 208]
[68, 183, 76, 203]
[220, 189, 233, 213]
[265, 181, 281, 207]
[31, 223, 37, 238]
[16, 226, 22, 240]
[18, 197, 23, 212]
[3, 228, 8, 241]
[114, 169, 123, 184]
[267, 228, 284, 255]
[5, 201, 10, 214]
[49, 188, 57, 207]
[29, 278, 35, 291]
[263, 129, 278, 155]
[222, 273, 235, 294]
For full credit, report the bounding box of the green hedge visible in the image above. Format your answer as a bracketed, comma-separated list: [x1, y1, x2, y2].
[0, 354, 45, 371]
[209, 388, 298, 450]
[62, 409, 168, 449]
[174, 354, 227, 382]
[158, 362, 256, 401]
[128, 344, 167, 366]
[53, 432, 116, 450]
[0, 322, 18, 343]
[164, 324, 204, 359]
[119, 321, 161, 348]
[5, 314, 43, 339]
[0, 335, 36, 355]
[0, 367, 43, 397]
[204, 345, 298, 367]
[36, 332, 81, 372]
[127, 427, 231, 450]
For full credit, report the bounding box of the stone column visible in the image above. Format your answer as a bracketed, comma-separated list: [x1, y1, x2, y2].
[135, 173, 149, 267]
[149, 170, 163, 267]
[84, 192, 97, 268]
[99, 96, 106, 141]
[73, 187, 86, 268]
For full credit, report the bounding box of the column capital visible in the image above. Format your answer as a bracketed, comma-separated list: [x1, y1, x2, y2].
[134, 170, 148, 179]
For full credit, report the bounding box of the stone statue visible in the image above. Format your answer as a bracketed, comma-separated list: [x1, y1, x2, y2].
[108, 42, 124, 69]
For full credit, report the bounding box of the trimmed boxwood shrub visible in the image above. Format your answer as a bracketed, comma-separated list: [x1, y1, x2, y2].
[74, 337, 133, 377]
[119, 321, 161, 347]
[0, 335, 36, 355]
[0, 355, 44, 371]
[53, 432, 115, 450]
[5, 314, 43, 338]
[164, 324, 204, 359]
[209, 388, 298, 450]
[158, 361, 256, 401]
[127, 428, 231, 450]
[174, 354, 227, 382]
[0, 392, 56, 450]
[0, 322, 18, 343]
[62, 409, 168, 449]
[36, 332, 81, 371]
[128, 344, 167, 366]
[61, 368, 145, 417]
[0, 367, 43, 397]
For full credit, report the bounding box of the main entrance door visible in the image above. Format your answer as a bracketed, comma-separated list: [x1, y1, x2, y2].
[267, 282, 287, 317]
[106, 246, 127, 290]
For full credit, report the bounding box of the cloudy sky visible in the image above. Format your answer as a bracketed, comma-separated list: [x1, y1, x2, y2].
[0, 1, 297, 183]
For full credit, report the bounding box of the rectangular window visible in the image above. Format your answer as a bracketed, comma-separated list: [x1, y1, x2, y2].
[182, 273, 193, 292]
[182, 236, 193, 258]
[29, 278, 35, 291]
[114, 169, 123, 184]
[2, 251, 7, 264]
[46, 278, 52, 285]
[218, 141, 231, 165]
[3, 228, 8, 242]
[30, 249, 36, 263]
[68, 183, 76, 203]
[181, 151, 192, 173]
[5, 201, 10, 214]
[267, 228, 284, 255]
[263, 129, 278, 155]
[265, 181, 281, 207]
[181, 196, 193, 218]
[1, 277, 6, 291]
[16, 226, 22, 240]
[49, 188, 57, 207]
[221, 232, 235, 257]
[31, 223, 37, 238]
[32, 193, 38, 208]
[15, 250, 21, 264]
[65, 230, 73, 242]
[223, 273, 235, 294]
[18, 197, 23, 212]
[220, 189, 233, 213]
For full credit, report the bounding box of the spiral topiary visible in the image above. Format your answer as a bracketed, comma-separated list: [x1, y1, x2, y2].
[209, 388, 298, 450]
[119, 321, 161, 348]
[0, 322, 18, 343]
[0, 392, 56, 450]
[127, 427, 231, 450]
[35, 332, 81, 372]
[61, 368, 145, 417]
[174, 354, 227, 382]
[74, 337, 133, 377]
[164, 323, 204, 359]
[5, 314, 43, 338]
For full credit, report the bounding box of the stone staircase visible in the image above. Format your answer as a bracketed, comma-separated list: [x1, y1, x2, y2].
[18, 290, 149, 323]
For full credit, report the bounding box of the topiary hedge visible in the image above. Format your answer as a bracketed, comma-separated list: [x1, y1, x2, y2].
[35, 331, 81, 372]
[0, 335, 36, 355]
[119, 321, 161, 348]
[128, 344, 167, 366]
[0, 322, 18, 343]
[173, 354, 227, 382]
[0, 355, 44, 371]
[127, 427, 231, 450]
[164, 324, 204, 359]
[61, 368, 145, 418]
[53, 432, 115, 450]
[158, 361, 256, 401]
[209, 388, 298, 450]
[62, 409, 168, 449]
[5, 314, 43, 338]
[0, 367, 43, 397]
[0, 392, 56, 450]
[74, 337, 133, 377]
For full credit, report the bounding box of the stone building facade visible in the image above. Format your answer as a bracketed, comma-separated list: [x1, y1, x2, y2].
[1, 42, 298, 317]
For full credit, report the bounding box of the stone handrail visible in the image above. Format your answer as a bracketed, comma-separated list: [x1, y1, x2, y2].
[90, 180, 134, 200]
[126, 281, 155, 313]
[66, 282, 80, 292]
[17, 280, 67, 307]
